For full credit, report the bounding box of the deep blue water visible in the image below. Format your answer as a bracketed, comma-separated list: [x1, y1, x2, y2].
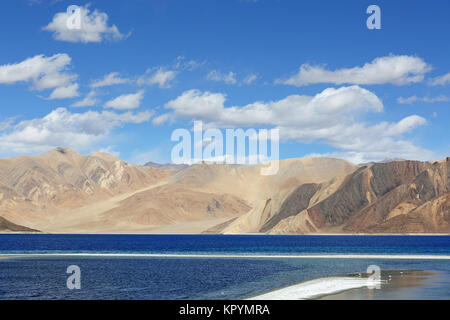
[1, 234, 449, 255]
[0, 235, 449, 299]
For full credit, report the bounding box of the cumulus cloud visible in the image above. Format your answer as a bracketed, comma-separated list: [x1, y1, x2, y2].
[47, 83, 79, 99]
[165, 89, 227, 121]
[429, 72, 450, 86]
[302, 115, 432, 164]
[397, 95, 450, 104]
[137, 67, 177, 88]
[104, 90, 145, 110]
[161, 86, 430, 162]
[43, 5, 128, 43]
[71, 91, 99, 107]
[152, 113, 172, 126]
[0, 108, 152, 155]
[206, 70, 237, 85]
[277, 55, 431, 86]
[0, 53, 77, 93]
[90, 72, 130, 88]
[164, 86, 382, 128]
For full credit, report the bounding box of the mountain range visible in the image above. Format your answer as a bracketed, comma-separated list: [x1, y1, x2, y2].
[0, 148, 448, 234]
[144, 161, 189, 171]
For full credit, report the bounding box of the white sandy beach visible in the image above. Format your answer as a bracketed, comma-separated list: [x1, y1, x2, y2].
[247, 276, 383, 300]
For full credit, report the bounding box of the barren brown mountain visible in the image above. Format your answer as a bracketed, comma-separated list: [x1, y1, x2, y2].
[0, 216, 39, 233]
[0, 148, 448, 234]
[257, 158, 450, 234]
[0, 147, 174, 232]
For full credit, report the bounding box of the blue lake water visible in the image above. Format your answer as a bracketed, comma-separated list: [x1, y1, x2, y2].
[0, 234, 449, 299]
[1, 234, 450, 255]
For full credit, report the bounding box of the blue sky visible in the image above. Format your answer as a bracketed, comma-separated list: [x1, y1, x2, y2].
[0, 0, 448, 164]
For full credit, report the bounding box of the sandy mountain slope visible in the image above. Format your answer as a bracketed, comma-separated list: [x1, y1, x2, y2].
[0, 148, 174, 229]
[2, 147, 446, 234]
[95, 185, 251, 233]
[0, 148, 254, 233]
[65, 157, 355, 233]
[173, 158, 357, 205]
[0, 150, 357, 233]
[0, 216, 39, 233]
[213, 167, 353, 234]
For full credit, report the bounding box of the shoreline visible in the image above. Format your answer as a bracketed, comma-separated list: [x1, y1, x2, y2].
[248, 270, 438, 300]
[2, 253, 450, 260]
[247, 276, 383, 300]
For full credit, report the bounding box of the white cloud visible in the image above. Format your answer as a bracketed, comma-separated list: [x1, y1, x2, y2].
[206, 70, 259, 85]
[0, 108, 152, 155]
[429, 72, 450, 86]
[135, 58, 205, 90]
[48, 83, 79, 99]
[277, 55, 431, 86]
[91, 72, 130, 88]
[397, 95, 450, 104]
[0, 117, 15, 131]
[243, 73, 258, 85]
[174, 56, 205, 71]
[306, 143, 433, 165]
[206, 70, 237, 85]
[137, 67, 177, 88]
[165, 86, 382, 128]
[165, 89, 227, 120]
[162, 86, 430, 162]
[104, 90, 145, 110]
[0, 53, 77, 92]
[71, 91, 99, 107]
[152, 113, 172, 125]
[97, 146, 120, 157]
[274, 115, 429, 163]
[43, 5, 128, 43]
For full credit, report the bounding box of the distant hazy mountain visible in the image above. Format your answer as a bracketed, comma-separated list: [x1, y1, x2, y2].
[144, 161, 189, 171]
[358, 158, 405, 167]
[0, 148, 448, 234]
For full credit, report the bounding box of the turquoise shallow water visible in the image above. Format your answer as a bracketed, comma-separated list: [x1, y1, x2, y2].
[0, 235, 449, 299]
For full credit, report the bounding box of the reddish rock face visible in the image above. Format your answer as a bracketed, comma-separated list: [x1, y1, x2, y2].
[270, 159, 450, 234]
